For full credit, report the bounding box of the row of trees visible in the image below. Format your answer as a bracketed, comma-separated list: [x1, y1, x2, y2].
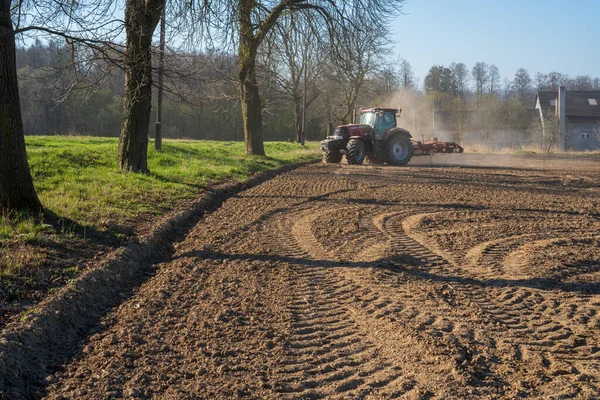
[420, 62, 600, 144]
[17, 41, 600, 144]
[16, 44, 600, 146]
[2, 0, 407, 215]
[426, 62, 600, 103]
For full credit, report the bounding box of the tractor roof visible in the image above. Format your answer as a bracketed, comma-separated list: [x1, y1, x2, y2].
[359, 107, 402, 113]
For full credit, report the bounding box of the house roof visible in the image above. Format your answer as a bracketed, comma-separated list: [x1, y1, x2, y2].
[536, 90, 600, 118]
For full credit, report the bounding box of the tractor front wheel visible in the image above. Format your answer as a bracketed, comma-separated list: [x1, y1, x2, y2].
[322, 151, 343, 163]
[346, 139, 366, 165]
[386, 135, 413, 165]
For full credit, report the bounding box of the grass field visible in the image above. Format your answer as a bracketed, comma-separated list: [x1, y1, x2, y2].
[1, 137, 320, 240]
[0, 137, 319, 305]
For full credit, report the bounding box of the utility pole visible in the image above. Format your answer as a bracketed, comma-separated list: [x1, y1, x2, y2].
[301, 33, 308, 146]
[301, 62, 307, 146]
[154, 1, 166, 151]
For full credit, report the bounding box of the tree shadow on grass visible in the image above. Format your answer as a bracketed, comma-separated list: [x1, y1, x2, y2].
[43, 209, 130, 247]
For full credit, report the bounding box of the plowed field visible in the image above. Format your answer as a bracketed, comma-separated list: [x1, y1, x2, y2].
[44, 155, 600, 399]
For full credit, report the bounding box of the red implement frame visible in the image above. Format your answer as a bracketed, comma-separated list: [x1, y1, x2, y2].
[412, 137, 464, 156]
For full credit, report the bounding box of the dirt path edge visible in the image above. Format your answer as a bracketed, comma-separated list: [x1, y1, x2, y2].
[0, 159, 318, 398]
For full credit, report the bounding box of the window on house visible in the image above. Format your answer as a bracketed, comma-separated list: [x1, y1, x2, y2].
[550, 100, 557, 106]
[589, 99, 598, 106]
[522, 130, 532, 142]
[484, 132, 496, 143]
[581, 133, 591, 140]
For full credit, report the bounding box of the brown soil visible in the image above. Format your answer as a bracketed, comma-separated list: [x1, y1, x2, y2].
[40, 154, 600, 399]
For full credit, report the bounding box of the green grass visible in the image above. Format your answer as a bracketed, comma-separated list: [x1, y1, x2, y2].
[5, 137, 320, 238]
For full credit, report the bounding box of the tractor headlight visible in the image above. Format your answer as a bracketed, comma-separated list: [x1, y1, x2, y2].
[331, 135, 343, 140]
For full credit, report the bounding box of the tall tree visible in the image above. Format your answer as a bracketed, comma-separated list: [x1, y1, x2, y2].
[512, 67, 532, 104]
[118, 0, 164, 172]
[535, 72, 548, 91]
[372, 65, 400, 97]
[2, 0, 118, 214]
[271, 12, 323, 143]
[398, 59, 414, 89]
[204, 0, 405, 155]
[488, 64, 500, 94]
[424, 65, 444, 93]
[450, 62, 469, 99]
[439, 66, 456, 95]
[0, 0, 42, 214]
[471, 62, 488, 95]
[332, 21, 390, 124]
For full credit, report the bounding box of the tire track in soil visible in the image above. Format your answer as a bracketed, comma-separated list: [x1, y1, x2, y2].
[284, 196, 600, 397]
[271, 209, 494, 398]
[385, 211, 600, 397]
[41, 161, 600, 399]
[270, 218, 422, 398]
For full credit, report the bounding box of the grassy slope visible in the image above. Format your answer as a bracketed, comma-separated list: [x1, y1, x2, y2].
[0, 138, 319, 304]
[3, 137, 319, 238]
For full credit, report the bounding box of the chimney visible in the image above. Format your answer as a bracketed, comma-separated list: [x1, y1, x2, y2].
[557, 86, 566, 151]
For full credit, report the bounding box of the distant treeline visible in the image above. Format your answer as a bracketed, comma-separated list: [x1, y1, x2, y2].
[17, 41, 600, 143]
[17, 40, 400, 141]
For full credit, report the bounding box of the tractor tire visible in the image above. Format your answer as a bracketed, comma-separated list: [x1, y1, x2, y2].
[346, 139, 366, 165]
[322, 151, 343, 163]
[385, 135, 413, 165]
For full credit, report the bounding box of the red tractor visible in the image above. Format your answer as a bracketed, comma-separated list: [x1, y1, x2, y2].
[320, 107, 463, 165]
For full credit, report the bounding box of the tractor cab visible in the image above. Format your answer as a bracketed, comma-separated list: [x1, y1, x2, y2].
[358, 107, 401, 139]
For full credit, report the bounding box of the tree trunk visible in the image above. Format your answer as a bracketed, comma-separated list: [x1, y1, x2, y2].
[118, 0, 163, 172]
[238, 2, 265, 156]
[0, 0, 42, 215]
[294, 96, 302, 143]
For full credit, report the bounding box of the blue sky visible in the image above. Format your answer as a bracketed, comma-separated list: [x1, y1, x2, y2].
[391, 0, 600, 85]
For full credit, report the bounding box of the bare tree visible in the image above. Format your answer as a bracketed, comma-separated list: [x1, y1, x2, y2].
[118, 0, 164, 172]
[332, 21, 390, 124]
[536, 71, 569, 91]
[450, 62, 469, 99]
[201, 0, 405, 155]
[371, 65, 400, 99]
[512, 68, 532, 105]
[270, 11, 324, 143]
[488, 64, 500, 94]
[570, 75, 594, 90]
[471, 62, 488, 95]
[0, 0, 41, 214]
[398, 58, 414, 89]
[2, 0, 120, 215]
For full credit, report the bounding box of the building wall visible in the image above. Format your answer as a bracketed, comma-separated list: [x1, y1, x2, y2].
[567, 120, 600, 151]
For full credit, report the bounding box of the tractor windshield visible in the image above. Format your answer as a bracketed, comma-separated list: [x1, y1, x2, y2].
[359, 112, 376, 125]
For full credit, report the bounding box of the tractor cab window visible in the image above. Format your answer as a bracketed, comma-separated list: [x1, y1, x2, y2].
[375, 111, 396, 138]
[359, 112, 376, 125]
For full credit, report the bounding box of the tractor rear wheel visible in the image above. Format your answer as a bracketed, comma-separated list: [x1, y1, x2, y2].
[386, 135, 413, 165]
[346, 139, 366, 165]
[322, 151, 343, 163]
